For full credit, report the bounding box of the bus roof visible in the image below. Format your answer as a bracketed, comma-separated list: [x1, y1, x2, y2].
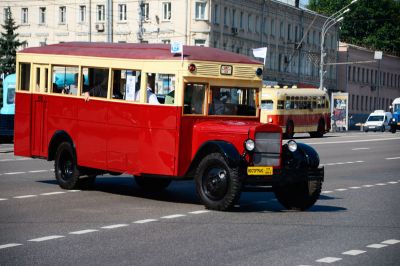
[19, 42, 261, 65]
[262, 86, 328, 97]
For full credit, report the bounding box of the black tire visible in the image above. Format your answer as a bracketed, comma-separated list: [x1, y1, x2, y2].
[284, 120, 294, 139]
[381, 125, 385, 132]
[54, 142, 81, 189]
[390, 125, 396, 133]
[195, 153, 241, 211]
[79, 174, 97, 189]
[135, 176, 171, 191]
[310, 119, 325, 138]
[274, 180, 322, 211]
[364, 128, 369, 132]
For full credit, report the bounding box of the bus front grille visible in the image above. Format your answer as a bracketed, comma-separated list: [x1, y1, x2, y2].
[253, 132, 281, 166]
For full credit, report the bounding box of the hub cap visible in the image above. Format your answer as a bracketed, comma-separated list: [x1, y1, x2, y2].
[202, 167, 229, 201]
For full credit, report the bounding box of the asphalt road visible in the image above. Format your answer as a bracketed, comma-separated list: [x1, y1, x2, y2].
[1, 131, 399, 266]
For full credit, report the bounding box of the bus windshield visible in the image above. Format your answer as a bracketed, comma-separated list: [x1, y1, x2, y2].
[394, 104, 400, 112]
[208, 87, 257, 116]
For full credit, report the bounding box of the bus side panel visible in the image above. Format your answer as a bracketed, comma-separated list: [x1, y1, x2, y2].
[14, 92, 32, 157]
[106, 103, 178, 176]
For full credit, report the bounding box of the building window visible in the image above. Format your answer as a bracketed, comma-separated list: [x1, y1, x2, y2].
[223, 7, 228, 26]
[255, 16, 260, 33]
[162, 40, 170, 44]
[361, 96, 364, 111]
[239, 12, 243, 29]
[4, 8, 11, 23]
[21, 8, 28, 24]
[118, 4, 127, 21]
[162, 2, 171, 20]
[195, 39, 206, 46]
[263, 18, 268, 34]
[232, 9, 236, 27]
[59, 6, 66, 24]
[39, 7, 46, 24]
[97, 5, 105, 21]
[248, 14, 252, 32]
[280, 21, 284, 38]
[271, 19, 275, 36]
[141, 3, 149, 20]
[287, 23, 291, 40]
[79, 5, 86, 22]
[213, 4, 219, 24]
[195, 2, 207, 20]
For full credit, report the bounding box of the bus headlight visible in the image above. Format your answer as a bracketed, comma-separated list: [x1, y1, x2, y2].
[392, 118, 396, 122]
[244, 139, 255, 152]
[287, 140, 297, 152]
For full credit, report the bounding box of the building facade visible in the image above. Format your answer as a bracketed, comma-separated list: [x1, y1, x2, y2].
[1, 0, 338, 90]
[337, 42, 400, 127]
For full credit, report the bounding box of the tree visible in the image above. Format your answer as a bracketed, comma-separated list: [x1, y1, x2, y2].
[307, 0, 400, 56]
[0, 7, 26, 76]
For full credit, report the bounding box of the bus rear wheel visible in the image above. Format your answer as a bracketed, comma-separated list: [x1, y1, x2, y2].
[54, 142, 80, 189]
[284, 120, 294, 139]
[310, 119, 325, 138]
[195, 153, 241, 211]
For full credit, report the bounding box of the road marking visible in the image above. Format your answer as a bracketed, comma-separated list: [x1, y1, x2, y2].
[0, 198, 8, 201]
[13, 195, 37, 199]
[101, 224, 129, 229]
[322, 191, 333, 194]
[351, 148, 370, 150]
[68, 190, 81, 192]
[0, 243, 22, 249]
[69, 229, 99, 235]
[349, 186, 361, 189]
[385, 157, 400, 160]
[315, 257, 342, 263]
[28, 235, 65, 242]
[322, 161, 364, 166]
[189, 210, 210, 214]
[366, 244, 387, 249]
[4, 172, 25, 175]
[40, 192, 66, 196]
[375, 183, 386, 186]
[161, 214, 186, 219]
[362, 185, 374, 187]
[335, 188, 348, 191]
[308, 137, 400, 145]
[342, 250, 366, 256]
[29, 170, 48, 173]
[0, 158, 31, 162]
[388, 181, 398, 184]
[381, 239, 400, 245]
[133, 219, 158, 224]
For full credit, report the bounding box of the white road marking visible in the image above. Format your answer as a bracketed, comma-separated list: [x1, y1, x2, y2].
[308, 137, 400, 145]
[40, 192, 66, 196]
[4, 172, 25, 175]
[29, 170, 48, 173]
[322, 161, 364, 166]
[13, 195, 37, 199]
[342, 250, 366, 256]
[351, 148, 370, 150]
[0, 198, 8, 201]
[362, 185, 374, 187]
[349, 186, 361, 189]
[381, 239, 400, 245]
[67, 190, 81, 192]
[0, 243, 22, 249]
[28, 235, 65, 242]
[366, 244, 387, 249]
[388, 181, 398, 184]
[335, 188, 348, 191]
[375, 183, 386, 186]
[161, 214, 186, 219]
[315, 257, 342, 263]
[385, 157, 400, 160]
[69, 229, 98, 235]
[189, 210, 210, 214]
[101, 224, 129, 229]
[0, 158, 31, 162]
[322, 191, 333, 194]
[133, 219, 158, 224]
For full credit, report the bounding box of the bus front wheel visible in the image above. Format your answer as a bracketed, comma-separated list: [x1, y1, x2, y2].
[54, 142, 81, 189]
[195, 153, 241, 211]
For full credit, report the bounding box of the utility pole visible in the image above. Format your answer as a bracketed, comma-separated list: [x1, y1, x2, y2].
[107, 0, 113, 43]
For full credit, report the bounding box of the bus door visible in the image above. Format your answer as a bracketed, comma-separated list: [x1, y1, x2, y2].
[31, 64, 50, 156]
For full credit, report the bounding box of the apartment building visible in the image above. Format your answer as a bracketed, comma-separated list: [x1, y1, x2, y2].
[337, 42, 400, 126]
[1, 0, 338, 90]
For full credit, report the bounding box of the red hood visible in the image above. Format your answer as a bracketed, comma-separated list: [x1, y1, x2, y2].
[193, 120, 281, 136]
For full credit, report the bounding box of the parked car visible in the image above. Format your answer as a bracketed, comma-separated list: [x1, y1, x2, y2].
[364, 110, 392, 132]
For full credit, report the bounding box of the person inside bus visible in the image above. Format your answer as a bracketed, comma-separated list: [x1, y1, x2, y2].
[209, 89, 224, 115]
[134, 74, 159, 104]
[83, 71, 108, 101]
[66, 73, 79, 95]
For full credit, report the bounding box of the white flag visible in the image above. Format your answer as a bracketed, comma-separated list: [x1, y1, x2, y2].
[171, 42, 183, 54]
[252, 47, 267, 59]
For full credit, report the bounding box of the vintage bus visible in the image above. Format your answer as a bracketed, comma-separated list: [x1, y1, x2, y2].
[260, 85, 331, 138]
[0, 74, 16, 141]
[14, 42, 324, 211]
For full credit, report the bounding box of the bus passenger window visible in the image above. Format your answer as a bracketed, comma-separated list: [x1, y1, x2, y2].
[285, 100, 291, 110]
[184, 83, 206, 114]
[52, 66, 79, 95]
[111, 69, 141, 101]
[261, 100, 274, 110]
[148, 73, 175, 104]
[19, 63, 31, 91]
[82, 67, 109, 98]
[277, 100, 284, 110]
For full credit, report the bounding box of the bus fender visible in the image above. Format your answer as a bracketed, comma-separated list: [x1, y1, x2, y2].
[186, 141, 242, 177]
[282, 142, 320, 169]
[48, 130, 75, 161]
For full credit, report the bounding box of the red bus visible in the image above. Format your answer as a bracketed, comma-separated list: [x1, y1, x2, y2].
[260, 86, 331, 138]
[14, 42, 323, 211]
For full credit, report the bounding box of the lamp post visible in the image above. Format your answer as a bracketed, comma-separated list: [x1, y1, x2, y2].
[319, 0, 358, 90]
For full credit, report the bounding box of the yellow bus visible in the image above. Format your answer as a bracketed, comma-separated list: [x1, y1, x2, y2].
[260, 85, 331, 138]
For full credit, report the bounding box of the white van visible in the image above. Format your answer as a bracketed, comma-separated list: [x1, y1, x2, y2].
[364, 110, 392, 132]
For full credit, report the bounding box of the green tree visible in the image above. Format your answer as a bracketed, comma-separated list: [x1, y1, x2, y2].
[308, 0, 400, 56]
[0, 7, 26, 76]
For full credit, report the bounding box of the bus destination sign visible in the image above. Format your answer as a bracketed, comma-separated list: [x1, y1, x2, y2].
[220, 65, 233, 75]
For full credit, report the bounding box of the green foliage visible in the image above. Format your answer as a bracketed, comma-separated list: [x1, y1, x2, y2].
[0, 7, 26, 76]
[307, 0, 400, 56]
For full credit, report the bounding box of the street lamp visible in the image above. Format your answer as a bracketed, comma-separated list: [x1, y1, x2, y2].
[319, 0, 358, 90]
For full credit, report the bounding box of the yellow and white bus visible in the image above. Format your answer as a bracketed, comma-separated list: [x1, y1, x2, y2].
[260, 85, 331, 138]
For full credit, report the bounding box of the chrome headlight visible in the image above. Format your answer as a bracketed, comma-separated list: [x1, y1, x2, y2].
[392, 118, 396, 122]
[287, 140, 297, 152]
[244, 139, 255, 152]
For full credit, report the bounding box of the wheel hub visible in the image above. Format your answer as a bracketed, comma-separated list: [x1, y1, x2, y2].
[203, 167, 228, 200]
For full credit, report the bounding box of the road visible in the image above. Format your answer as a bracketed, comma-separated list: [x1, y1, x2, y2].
[1, 132, 399, 265]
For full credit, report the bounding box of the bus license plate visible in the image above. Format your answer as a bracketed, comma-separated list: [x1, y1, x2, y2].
[247, 166, 273, 175]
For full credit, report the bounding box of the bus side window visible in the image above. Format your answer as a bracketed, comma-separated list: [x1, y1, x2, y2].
[277, 100, 284, 110]
[285, 100, 291, 110]
[82, 67, 109, 98]
[184, 83, 205, 114]
[111, 69, 141, 101]
[52, 66, 79, 95]
[19, 63, 31, 91]
[148, 73, 175, 104]
[261, 100, 274, 110]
